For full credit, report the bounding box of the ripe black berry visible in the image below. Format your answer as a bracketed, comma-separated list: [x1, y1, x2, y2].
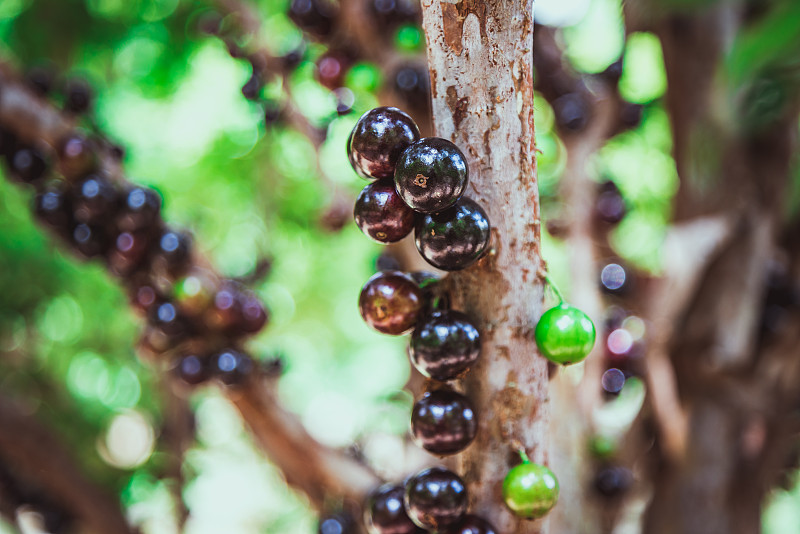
[26, 66, 55, 97]
[64, 78, 93, 114]
[316, 51, 351, 90]
[172, 353, 209, 386]
[72, 223, 108, 258]
[409, 310, 481, 381]
[348, 107, 420, 180]
[9, 147, 47, 184]
[153, 229, 192, 277]
[411, 389, 477, 455]
[393, 65, 430, 111]
[552, 92, 590, 132]
[119, 186, 162, 231]
[318, 512, 357, 534]
[57, 133, 96, 179]
[212, 349, 255, 385]
[593, 465, 633, 498]
[595, 180, 626, 224]
[364, 483, 424, 534]
[404, 467, 468, 530]
[109, 230, 152, 277]
[414, 197, 490, 271]
[72, 174, 118, 224]
[34, 185, 72, 232]
[288, 0, 338, 38]
[359, 271, 423, 335]
[441, 515, 497, 534]
[150, 301, 191, 340]
[395, 137, 468, 213]
[354, 178, 415, 243]
[239, 291, 268, 334]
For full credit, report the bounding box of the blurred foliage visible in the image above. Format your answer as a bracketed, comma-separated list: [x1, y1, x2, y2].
[0, 0, 797, 533]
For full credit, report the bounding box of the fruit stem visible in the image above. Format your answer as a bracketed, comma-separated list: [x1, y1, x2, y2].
[518, 448, 531, 464]
[544, 274, 565, 305]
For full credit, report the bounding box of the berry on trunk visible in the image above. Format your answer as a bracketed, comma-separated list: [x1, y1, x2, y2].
[441, 515, 498, 534]
[318, 512, 358, 534]
[409, 310, 480, 381]
[502, 460, 559, 519]
[411, 389, 477, 455]
[212, 349, 255, 385]
[534, 303, 596, 365]
[404, 467, 468, 530]
[172, 353, 209, 386]
[414, 197, 490, 271]
[9, 147, 48, 184]
[72, 174, 118, 224]
[395, 137, 468, 213]
[348, 107, 420, 180]
[364, 483, 424, 534]
[354, 178, 415, 243]
[359, 271, 423, 335]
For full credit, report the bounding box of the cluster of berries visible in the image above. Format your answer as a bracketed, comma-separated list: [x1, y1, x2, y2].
[0, 76, 268, 388]
[349, 107, 490, 271]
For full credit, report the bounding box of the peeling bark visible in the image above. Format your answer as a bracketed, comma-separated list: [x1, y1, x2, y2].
[419, 3, 548, 533]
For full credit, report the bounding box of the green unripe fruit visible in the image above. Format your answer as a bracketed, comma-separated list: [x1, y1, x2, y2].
[502, 462, 559, 519]
[534, 303, 596, 365]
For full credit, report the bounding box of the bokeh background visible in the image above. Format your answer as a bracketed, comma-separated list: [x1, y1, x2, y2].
[0, 0, 798, 532]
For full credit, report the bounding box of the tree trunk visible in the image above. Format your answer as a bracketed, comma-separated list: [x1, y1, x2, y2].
[419, 2, 549, 533]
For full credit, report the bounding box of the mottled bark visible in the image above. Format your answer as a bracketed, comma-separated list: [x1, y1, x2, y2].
[419, 2, 548, 533]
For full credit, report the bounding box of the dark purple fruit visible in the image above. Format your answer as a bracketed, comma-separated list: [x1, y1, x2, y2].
[109, 230, 152, 277]
[72, 174, 118, 224]
[172, 353, 209, 386]
[318, 512, 357, 534]
[369, 0, 419, 29]
[395, 137, 468, 213]
[601, 368, 626, 395]
[354, 178, 415, 243]
[288, 0, 338, 38]
[9, 147, 47, 184]
[593, 465, 633, 498]
[409, 310, 480, 381]
[128, 277, 160, 315]
[595, 180, 625, 224]
[415, 197, 490, 271]
[239, 291, 268, 334]
[334, 87, 355, 115]
[553, 92, 590, 132]
[411, 389, 477, 455]
[441, 515, 497, 534]
[34, 185, 72, 232]
[119, 186, 162, 231]
[404, 467, 468, 530]
[57, 133, 96, 179]
[364, 483, 424, 534]
[212, 349, 254, 385]
[359, 271, 423, 335]
[72, 223, 108, 258]
[394, 65, 430, 110]
[149, 301, 191, 340]
[152, 229, 192, 277]
[316, 51, 351, 90]
[241, 72, 263, 100]
[348, 107, 420, 180]
[64, 78, 93, 114]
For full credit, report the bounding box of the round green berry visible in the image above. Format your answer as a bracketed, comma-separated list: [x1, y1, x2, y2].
[502, 462, 559, 519]
[534, 303, 596, 365]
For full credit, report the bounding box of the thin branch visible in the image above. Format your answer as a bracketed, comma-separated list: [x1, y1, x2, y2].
[0, 395, 134, 534]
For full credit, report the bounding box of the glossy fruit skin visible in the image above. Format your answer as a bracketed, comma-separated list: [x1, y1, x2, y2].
[415, 197, 490, 271]
[441, 515, 497, 534]
[364, 483, 424, 534]
[534, 303, 596, 365]
[64, 78, 93, 114]
[502, 462, 559, 519]
[395, 137, 468, 213]
[34, 186, 72, 233]
[72, 174, 118, 224]
[119, 186, 162, 231]
[318, 512, 358, 534]
[72, 223, 108, 258]
[9, 147, 47, 184]
[404, 467, 468, 530]
[153, 229, 192, 277]
[593, 465, 633, 498]
[410, 310, 480, 380]
[58, 133, 96, 179]
[411, 389, 477, 455]
[359, 271, 423, 335]
[212, 349, 254, 385]
[348, 107, 420, 180]
[354, 178, 415, 243]
[172, 353, 208, 386]
[109, 230, 152, 277]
